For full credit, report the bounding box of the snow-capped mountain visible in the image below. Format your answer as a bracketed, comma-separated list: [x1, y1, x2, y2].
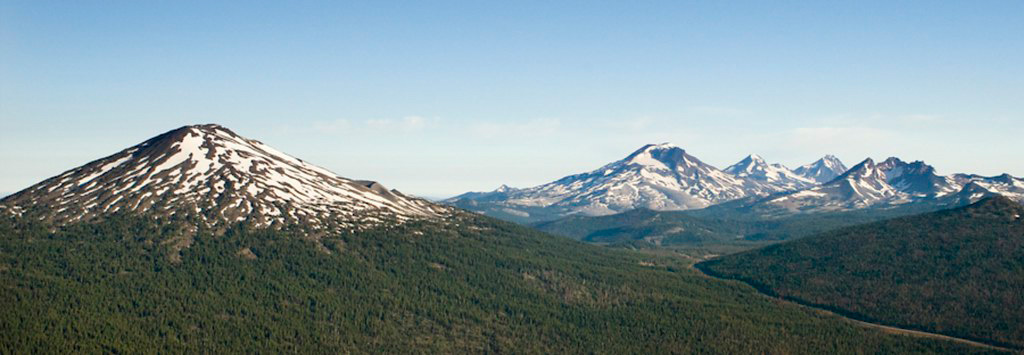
[760, 157, 1021, 213]
[0, 124, 444, 230]
[446, 143, 777, 222]
[445, 143, 1022, 222]
[723, 154, 817, 192]
[877, 157, 959, 197]
[765, 158, 910, 211]
[793, 155, 848, 183]
[952, 173, 1024, 203]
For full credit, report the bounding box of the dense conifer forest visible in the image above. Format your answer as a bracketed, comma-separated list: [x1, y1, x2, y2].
[700, 197, 1024, 350]
[0, 212, 990, 353]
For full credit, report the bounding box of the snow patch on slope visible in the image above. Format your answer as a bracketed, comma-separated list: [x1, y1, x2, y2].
[0, 124, 448, 230]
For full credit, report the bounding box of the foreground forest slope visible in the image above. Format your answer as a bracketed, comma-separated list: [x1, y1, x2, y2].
[0, 212, 988, 353]
[700, 196, 1024, 349]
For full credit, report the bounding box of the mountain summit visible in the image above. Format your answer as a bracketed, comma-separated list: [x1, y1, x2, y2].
[793, 155, 848, 183]
[620, 143, 702, 171]
[876, 157, 959, 197]
[723, 154, 816, 191]
[445, 144, 784, 222]
[0, 124, 443, 229]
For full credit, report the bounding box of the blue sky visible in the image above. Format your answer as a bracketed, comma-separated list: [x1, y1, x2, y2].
[2, 1, 1022, 198]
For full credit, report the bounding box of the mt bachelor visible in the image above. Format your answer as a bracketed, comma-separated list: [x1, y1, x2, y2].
[0, 124, 446, 231]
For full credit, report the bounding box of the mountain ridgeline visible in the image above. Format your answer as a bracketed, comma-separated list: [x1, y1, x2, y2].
[1, 124, 989, 353]
[793, 154, 848, 183]
[444, 144, 849, 223]
[446, 144, 1024, 224]
[698, 196, 1024, 349]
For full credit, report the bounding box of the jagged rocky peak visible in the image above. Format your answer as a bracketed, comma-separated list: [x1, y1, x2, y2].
[946, 181, 998, 205]
[878, 157, 915, 178]
[723, 154, 816, 190]
[759, 155, 1005, 213]
[725, 154, 783, 174]
[822, 154, 842, 163]
[990, 173, 1019, 184]
[0, 124, 445, 230]
[952, 173, 1024, 204]
[723, 154, 767, 174]
[875, 157, 960, 197]
[760, 157, 906, 212]
[824, 158, 900, 199]
[794, 154, 848, 183]
[494, 184, 516, 193]
[878, 156, 935, 176]
[836, 158, 883, 180]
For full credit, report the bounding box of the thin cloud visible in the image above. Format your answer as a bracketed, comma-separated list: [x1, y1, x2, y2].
[687, 106, 752, 116]
[470, 118, 561, 138]
[606, 116, 653, 132]
[816, 113, 942, 126]
[900, 114, 941, 123]
[312, 119, 351, 133]
[366, 116, 432, 132]
[790, 126, 897, 145]
[310, 116, 434, 135]
[780, 126, 900, 163]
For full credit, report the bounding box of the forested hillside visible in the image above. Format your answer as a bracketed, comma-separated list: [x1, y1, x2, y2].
[0, 212, 987, 353]
[699, 196, 1024, 349]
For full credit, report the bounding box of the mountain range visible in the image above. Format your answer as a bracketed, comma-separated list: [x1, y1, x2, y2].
[723, 154, 817, 191]
[444, 144, 846, 222]
[10, 130, 1017, 241]
[446, 144, 1023, 223]
[759, 157, 1023, 214]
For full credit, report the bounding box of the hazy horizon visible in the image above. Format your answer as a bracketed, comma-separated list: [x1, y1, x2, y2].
[2, 1, 1022, 197]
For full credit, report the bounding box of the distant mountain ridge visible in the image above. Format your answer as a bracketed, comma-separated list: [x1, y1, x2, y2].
[445, 144, 850, 222]
[759, 157, 1022, 213]
[448, 144, 839, 223]
[723, 154, 816, 191]
[446, 143, 1022, 222]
